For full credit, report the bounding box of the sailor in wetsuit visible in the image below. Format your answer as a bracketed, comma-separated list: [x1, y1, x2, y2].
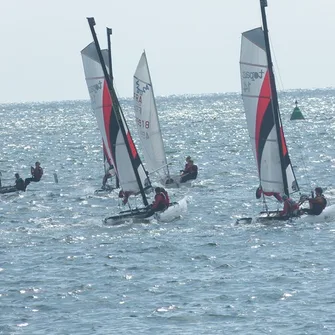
[301, 187, 327, 215]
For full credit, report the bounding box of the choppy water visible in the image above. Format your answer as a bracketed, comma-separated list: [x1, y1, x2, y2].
[1, 89, 335, 334]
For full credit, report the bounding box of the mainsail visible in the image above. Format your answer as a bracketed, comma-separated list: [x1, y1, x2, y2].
[239, 26, 299, 197]
[133, 51, 170, 181]
[81, 34, 150, 203]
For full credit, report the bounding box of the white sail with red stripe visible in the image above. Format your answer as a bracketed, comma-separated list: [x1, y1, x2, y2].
[81, 43, 150, 197]
[240, 27, 298, 196]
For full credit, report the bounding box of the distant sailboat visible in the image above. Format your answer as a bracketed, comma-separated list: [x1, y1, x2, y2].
[133, 51, 179, 188]
[81, 18, 185, 224]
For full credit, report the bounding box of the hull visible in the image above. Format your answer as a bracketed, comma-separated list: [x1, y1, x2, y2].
[0, 186, 18, 195]
[236, 211, 300, 224]
[160, 174, 185, 189]
[94, 184, 117, 194]
[104, 198, 187, 225]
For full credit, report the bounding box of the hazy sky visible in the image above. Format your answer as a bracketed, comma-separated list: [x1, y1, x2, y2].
[1, 0, 334, 103]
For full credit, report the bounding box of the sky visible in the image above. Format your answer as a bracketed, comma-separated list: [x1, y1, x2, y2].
[0, 0, 334, 103]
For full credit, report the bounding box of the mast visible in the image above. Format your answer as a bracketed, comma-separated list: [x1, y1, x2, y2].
[106, 27, 119, 189]
[87, 17, 149, 206]
[106, 27, 114, 84]
[143, 51, 170, 179]
[259, 0, 289, 196]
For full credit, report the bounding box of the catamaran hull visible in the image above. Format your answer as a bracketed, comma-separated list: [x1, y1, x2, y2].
[104, 200, 186, 225]
[94, 185, 117, 194]
[236, 211, 300, 224]
[0, 186, 19, 195]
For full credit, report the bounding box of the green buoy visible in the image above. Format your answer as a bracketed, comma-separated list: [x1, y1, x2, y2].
[290, 100, 305, 120]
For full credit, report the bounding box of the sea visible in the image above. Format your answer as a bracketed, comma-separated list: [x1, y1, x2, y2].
[0, 88, 334, 334]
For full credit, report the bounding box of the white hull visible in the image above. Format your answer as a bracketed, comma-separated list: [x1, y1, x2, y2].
[300, 204, 335, 223]
[104, 196, 188, 226]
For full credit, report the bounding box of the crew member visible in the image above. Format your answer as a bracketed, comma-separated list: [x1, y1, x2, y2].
[301, 187, 327, 215]
[145, 187, 168, 217]
[102, 165, 115, 190]
[180, 160, 198, 183]
[280, 194, 299, 217]
[25, 162, 43, 187]
[15, 173, 26, 191]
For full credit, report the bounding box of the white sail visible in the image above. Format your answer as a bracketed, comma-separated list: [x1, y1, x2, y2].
[81, 43, 114, 168]
[240, 28, 298, 196]
[133, 52, 169, 180]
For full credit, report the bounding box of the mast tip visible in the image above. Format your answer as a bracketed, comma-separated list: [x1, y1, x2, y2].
[260, 0, 268, 7]
[87, 17, 96, 26]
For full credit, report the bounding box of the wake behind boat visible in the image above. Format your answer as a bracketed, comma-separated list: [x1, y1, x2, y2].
[81, 18, 186, 224]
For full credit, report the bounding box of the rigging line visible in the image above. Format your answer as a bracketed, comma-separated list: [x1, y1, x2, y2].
[269, 36, 285, 92]
[269, 34, 313, 193]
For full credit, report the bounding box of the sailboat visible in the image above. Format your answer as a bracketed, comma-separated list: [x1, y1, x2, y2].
[81, 18, 185, 224]
[237, 0, 300, 223]
[133, 51, 180, 188]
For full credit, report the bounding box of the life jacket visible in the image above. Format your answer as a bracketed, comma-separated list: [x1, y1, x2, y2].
[287, 198, 299, 214]
[160, 188, 170, 206]
[152, 193, 166, 210]
[309, 195, 327, 215]
[191, 165, 198, 175]
[33, 167, 43, 180]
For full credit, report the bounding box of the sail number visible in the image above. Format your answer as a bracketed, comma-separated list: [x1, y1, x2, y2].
[136, 117, 150, 129]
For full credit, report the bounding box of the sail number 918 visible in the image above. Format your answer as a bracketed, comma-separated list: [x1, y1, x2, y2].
[136, 117, 150, 129]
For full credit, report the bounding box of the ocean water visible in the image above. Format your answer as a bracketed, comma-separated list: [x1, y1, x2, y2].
[0, 89, 335, 334]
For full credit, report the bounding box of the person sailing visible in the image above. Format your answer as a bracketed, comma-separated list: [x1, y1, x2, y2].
[180, 156, 191, 174]
[102, 164, 115, 190]
[14, 173, 26, 191]
[301, 187, 327, 215]
[180, 159, 198, 183]
[280, 194, 299, 217]
[25, 161, 43, 187]
[145, 187, 169, 217]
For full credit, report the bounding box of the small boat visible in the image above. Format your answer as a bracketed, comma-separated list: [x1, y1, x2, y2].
[133, 51, 180, 188]
[81, 18, 185, 224]
[0, 172, 18, 195]
[237, 0, 302, 224]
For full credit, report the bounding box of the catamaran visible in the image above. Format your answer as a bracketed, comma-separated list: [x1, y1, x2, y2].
[133, 51, 180, 188]
[81, 18, 186, 224]
[237, 0, 301, 223]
